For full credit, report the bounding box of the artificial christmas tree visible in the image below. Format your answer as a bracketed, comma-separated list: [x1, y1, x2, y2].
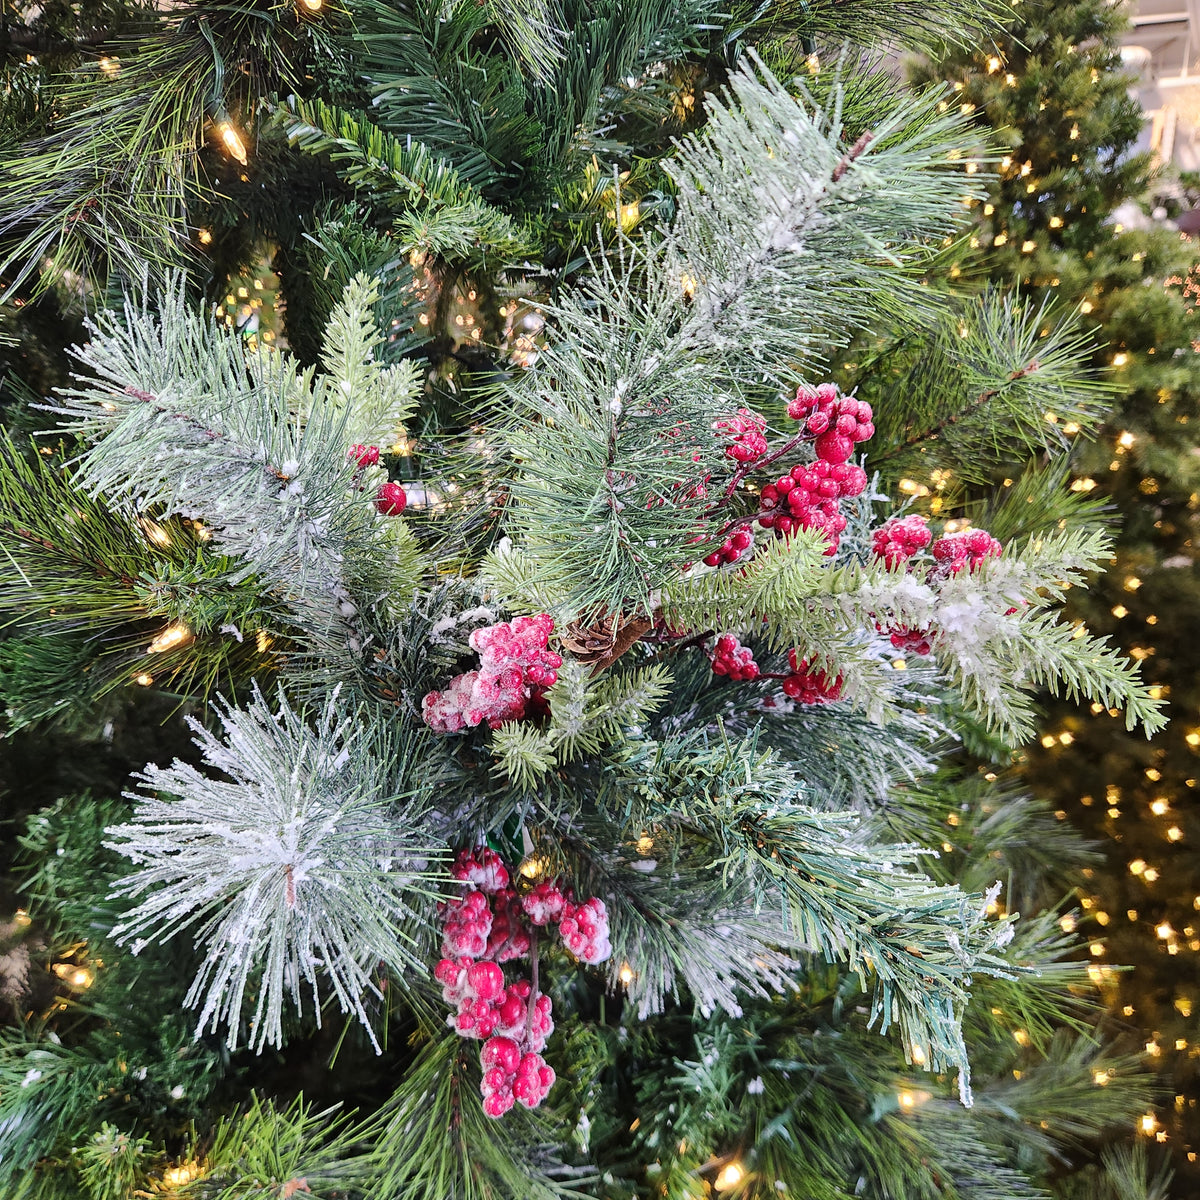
[0, 2, 1180, 1198]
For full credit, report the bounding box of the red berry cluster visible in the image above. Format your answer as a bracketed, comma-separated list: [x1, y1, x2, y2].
[787, 383, 875, 464]
[780, 649, 843, 703]
[710, 634, 760, 681]
[349, 444, 381, 468]
[715, 408, 768, 463]
[435, 848, 612, 1118]
[931, 529, 1003, 577]
[870, 521, 1004, 656]
[758, 460, 866, 554]
[752, 382, 873, 555]
[422, 615, 562, 733]
[702, 526, 753, 568]
[871, 515, 932, 568]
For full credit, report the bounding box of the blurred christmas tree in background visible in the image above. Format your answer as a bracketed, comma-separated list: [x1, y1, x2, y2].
[917, 0, 1200, 1191]
[0, 0, 1188, 1197]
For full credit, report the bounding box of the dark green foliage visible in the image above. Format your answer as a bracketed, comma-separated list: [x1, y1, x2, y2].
[0, 432, 287, 723]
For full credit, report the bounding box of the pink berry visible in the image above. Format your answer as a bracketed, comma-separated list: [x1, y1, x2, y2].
[374, 481, 408, 515]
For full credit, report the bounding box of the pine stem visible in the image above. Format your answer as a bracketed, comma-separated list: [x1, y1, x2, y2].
[524, 925, 539, 1050]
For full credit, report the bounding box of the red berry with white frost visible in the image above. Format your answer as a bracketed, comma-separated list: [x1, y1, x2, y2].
[422, 614, 562, 733]
[930, 528, 1003, 576]
[441, 889, 492, 958]
[350, 444, 381, 467]
[374, 481, 408, 515]
[715, 408, 768, 463]
[521, 880, 567, 926]
[888, 626, 932, 656]
[482, 1035, 522, 1074]
[485, 888, 532, 962]
[452, 846, 510, 894]
[872, 515, 932, 568]
[559, 897, 612, 964]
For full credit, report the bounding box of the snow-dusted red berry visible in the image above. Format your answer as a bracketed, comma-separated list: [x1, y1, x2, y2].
[374, 481, 408, 515]
[711, 634, 760, 681]
[482, 1035, 522, 1074]
[888, 626, 932, 656]
[872, 515, 932, 568]
[482, 1090, 514, 1118]
[441, 889, 492, 958]
[558, 897, 611, 964]
[453, 846, 510, 894]
[512, 1052, 556, 1108]
[715, 408, 768, 463]
[521, 880, 567, 926]
[350, 444, 381, 467]
[422, 614, 562, 733]
[931, 528, 1002, 575]
[787, 381, 839, 420]
[485, 888, 532, 962]
[466, 960, 505, 1003]
[813, 431, 854, 464]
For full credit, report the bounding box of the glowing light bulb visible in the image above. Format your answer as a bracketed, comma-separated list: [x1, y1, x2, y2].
[300, 0, 323, 9]
[147, 622, 193, 654]
[163, 1163, 201, 1186]
[519, 856, 545, 880]
[619, 963, 634, 986]
[714, 1162, 745, 1191]
[218, 122, 248, 165]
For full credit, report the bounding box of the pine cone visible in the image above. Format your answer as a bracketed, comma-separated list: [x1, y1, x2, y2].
[560, 610, 653, 673]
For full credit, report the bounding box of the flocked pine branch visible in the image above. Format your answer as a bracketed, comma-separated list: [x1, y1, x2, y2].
[465, 59, 989, 613]
[49, 273, 424, 653]
[105, 685, 444, 1052]
[594, 728, 1018, 1100]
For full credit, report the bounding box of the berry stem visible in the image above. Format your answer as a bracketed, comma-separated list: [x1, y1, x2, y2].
[524, 925, 540, 1050]
[711, 429, 812, 511]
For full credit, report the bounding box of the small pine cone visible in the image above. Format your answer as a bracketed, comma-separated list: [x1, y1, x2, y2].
[560, 609, 653, 673]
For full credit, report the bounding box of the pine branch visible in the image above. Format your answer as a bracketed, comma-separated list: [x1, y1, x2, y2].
[184, 1094, 379, 1198]
[863, 291, 1114, 483]
[279, 99, 530, 268]
[373, 1027, 590, 1200]
[105, 685, 444, 1052]
[51, 275, 425, 657]
[620, 729, 1019, 1100]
